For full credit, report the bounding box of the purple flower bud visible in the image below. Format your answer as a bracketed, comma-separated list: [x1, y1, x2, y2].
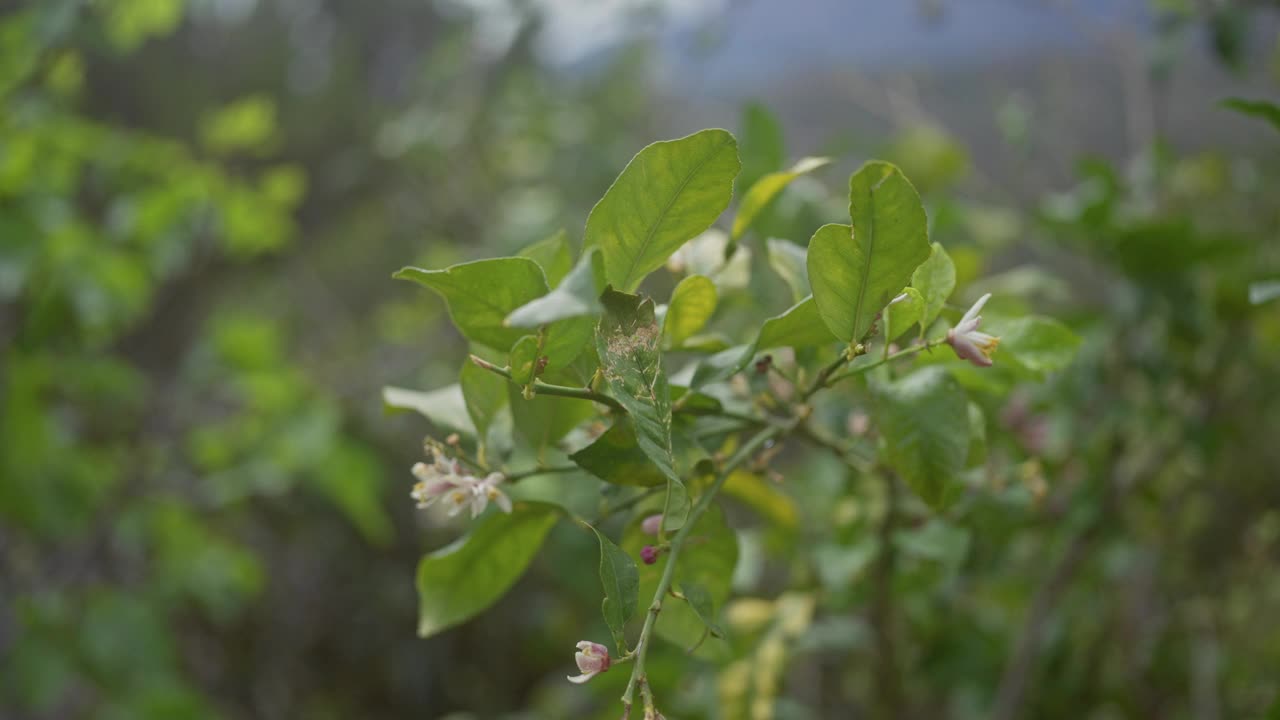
[640, 545, 660, 565]
[640, 514, 663, 536]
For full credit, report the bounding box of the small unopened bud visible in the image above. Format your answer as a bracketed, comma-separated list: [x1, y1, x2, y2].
[445, 433, 460, 447]
[640, 545, 660, 565]
[640, 514, 663, 536]
[567, 641, 610, 684]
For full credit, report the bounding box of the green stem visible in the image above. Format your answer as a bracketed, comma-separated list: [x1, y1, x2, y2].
[825, 339, 945, 386]
[620, 419, 797, 707]
[469, 354, 626, 413]
[504, 464, 578, 482]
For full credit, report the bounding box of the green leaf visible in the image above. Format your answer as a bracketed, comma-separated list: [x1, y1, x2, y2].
[738, 102, 785, 191]
[416, 502, 560, 638]
[883, 287, 924, 343]
[766, 238, 810, 303]
[459, 359, 508, 441]
[911, 242, 956, 329]
[394, 258, 547, 351]
[540, 315, 596, 374]
[595, 289, 676, 481]
[731, 157, 830, 241]
[505, 248, 604, 328]
[587, 523, 639, 651]
[382, 385, 475, 436]
[874, 367, 969, 510]
[756, 296, 837, 352]
[995, 316, 1081, 375]
[1220, 97, 1280, 133]
[569, 420, 668, 487]
[679, 581, 725, 639]
[586, 129, 741, 291]
[517, 229, 574, 286]
[508, 335, 540, 387]
[664, 274, 718, 349]
[808, 162, 931, 344]
[626, 503, 737, 648]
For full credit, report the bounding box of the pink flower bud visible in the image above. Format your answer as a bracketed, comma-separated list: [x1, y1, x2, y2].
[640, 514, 663, 536]
[567, 641, 610, 684]
[640, 545, 660, 565]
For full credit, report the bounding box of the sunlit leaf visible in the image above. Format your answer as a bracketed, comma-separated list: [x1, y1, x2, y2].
[586, 130, 740, 291]
[664, 274, 718, 349]
[911, 242, 956, 330]
[394, 258, 547, 351]
[808, 162, 931, 344]
[731, 156, 830, 241]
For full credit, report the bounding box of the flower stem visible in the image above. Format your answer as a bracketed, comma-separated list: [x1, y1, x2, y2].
[469, 354, 626, 413]
[620, 418, 797, 708]
[825, 339, 945, 386]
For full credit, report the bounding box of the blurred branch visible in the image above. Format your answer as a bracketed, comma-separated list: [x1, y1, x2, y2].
[871, 471, 907, 719]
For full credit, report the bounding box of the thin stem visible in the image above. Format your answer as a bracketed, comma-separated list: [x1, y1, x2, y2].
[801, 347, 856, 401]
[505, 464, 578, 483]
[621, 419, 796, 707]
[469, 354, 626, 413]
[826, 339, 945, 386]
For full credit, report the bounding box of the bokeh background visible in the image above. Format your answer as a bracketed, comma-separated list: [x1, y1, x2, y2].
[3, 0, 1280, 718]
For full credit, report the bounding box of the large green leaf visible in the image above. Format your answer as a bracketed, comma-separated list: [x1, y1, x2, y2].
[766, 238, 810, 303]
[911, 242, 956, 329]
[756, 295, 838, 352]
[595, 289, 676, 481]
[569, 420, 667, 488]
[394, 258, 547, 351]
[571, 420, 707, 489]
[587, 523, 639, 651]
[807, 162, 931, 344]
[731, 156, 830, 241]
[874, 367, 969, 510]
[992, 316, 1080, 375]
[382, 385, 475, 436]
[664, 274, 718, 349]
[416, 502, 560, 638]
[505, 248, 604, 328]
[586, 129, 740, 291]
[517, 229, 574, 286]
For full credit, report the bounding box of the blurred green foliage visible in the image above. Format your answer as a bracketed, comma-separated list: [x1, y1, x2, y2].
[2, 0, 1279, 719]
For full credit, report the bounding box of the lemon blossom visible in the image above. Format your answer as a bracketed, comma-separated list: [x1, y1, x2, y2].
[567, 641, 610, 684]
[410, 459, 511, 518]
[946, 293, 1000, 367]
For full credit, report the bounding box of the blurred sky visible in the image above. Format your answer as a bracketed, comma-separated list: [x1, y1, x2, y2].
[451, 0, 1149, 82]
